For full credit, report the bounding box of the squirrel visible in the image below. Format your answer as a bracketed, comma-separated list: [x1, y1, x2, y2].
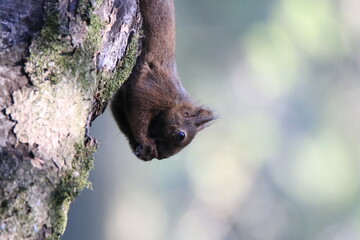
[111, 0, 215, 161]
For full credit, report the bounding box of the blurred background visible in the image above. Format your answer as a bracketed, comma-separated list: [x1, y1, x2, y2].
[63, 0, 360, 239]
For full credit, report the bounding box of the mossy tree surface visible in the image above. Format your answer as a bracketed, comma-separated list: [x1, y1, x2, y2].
[0, 0, 141, 239]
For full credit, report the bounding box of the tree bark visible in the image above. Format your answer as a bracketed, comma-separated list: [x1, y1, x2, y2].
[0, 0, 141, 239]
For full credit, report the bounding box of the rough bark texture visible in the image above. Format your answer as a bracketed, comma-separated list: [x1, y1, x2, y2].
[0, 0, 141, 239]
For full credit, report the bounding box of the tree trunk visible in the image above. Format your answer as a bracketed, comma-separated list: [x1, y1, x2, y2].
[0, 0, 140, 239]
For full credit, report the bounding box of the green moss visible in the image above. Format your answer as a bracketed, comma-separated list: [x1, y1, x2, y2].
[56, 2, 106, 92]
[26, 3, 74, 85]
[77, 0, 94, 23]
[51, 142, 96, 238]
[73, 13, 106, 91]
[26, 0, 139, 111]
[39, 7, 61, 43]
[96, 31, 141, 108]
[26, 0, 105, 91]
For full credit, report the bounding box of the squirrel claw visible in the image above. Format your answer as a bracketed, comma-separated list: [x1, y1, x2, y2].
[135, 143, 158, 161]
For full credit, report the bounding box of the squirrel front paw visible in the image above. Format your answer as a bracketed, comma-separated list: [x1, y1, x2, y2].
[135, 140, 158, 161]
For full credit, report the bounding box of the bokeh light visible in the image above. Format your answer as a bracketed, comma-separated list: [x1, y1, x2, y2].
[63, 0, 360, 239]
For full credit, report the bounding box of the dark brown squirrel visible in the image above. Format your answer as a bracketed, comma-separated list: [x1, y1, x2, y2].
[111, 0, 215, 161]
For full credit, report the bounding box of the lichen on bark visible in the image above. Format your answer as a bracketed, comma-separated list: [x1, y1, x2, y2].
[50, 142, 96, 237]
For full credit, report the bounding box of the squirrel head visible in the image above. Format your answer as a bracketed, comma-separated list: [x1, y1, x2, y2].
[149, 103, 215, 159]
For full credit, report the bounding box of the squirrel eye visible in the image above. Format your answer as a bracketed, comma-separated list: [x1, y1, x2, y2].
[176, 131, 186, 141]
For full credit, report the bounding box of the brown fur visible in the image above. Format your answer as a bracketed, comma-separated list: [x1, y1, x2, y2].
[111, 0, 214, 161]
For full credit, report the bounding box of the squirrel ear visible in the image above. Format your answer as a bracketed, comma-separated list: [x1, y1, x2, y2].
[193, 107, 215, 131]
